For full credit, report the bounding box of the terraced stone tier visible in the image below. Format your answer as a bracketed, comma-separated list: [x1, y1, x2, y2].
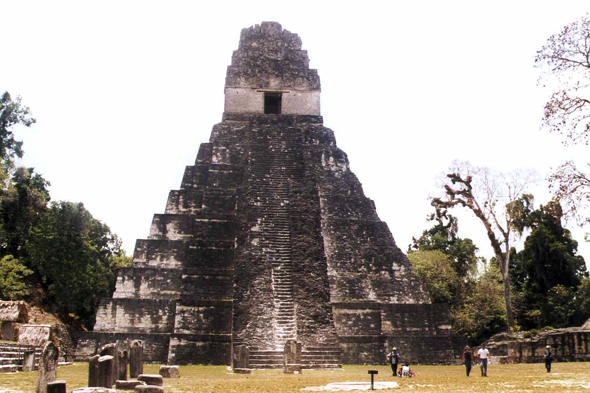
[0, 342, 42, 372]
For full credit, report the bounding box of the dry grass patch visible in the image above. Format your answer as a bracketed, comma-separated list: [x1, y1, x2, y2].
[0, 362, 589, 392]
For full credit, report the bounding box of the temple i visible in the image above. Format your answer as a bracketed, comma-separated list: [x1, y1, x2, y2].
[77, 21, 461, 367]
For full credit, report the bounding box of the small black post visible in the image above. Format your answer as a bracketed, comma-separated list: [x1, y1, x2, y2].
[368, 370, 378, 390]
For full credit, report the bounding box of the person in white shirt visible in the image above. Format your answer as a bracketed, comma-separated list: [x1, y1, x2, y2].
[477, 343, 490, 377]
[401, 363, 410, 378]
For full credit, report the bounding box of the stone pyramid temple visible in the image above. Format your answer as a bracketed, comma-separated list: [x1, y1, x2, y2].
[77, 22, 462, 367]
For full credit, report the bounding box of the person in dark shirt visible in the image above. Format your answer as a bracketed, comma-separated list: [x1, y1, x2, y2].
[544, 345, 553, 373]
[386, 347, 400, 377]
[461, 346, 473, 376]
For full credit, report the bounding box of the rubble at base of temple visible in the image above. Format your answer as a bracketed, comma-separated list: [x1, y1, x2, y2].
[76, 21, 464, 367]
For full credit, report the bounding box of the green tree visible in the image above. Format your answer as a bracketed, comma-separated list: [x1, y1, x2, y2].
[25, 201, 123, 327]
[432, 161, 537, 329]
[0, 92, 35, 164]
[575, 277, 590, 322]
[453, 264, 507, 345]
[0, 167, 50, 258]
[408, 250, 461, 304]
[410, 208, 479, 278]
[0, 93, 47, 259]
[544, 285, 577, 327]
[0, 255, 32, 300]
[511, 201, 587, 328]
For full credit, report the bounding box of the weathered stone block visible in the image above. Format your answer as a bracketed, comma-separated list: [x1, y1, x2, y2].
[98, 355, 115, 388]
[47, 380, 66, 393]
[137, 374, 163, 386]
[135, 386, 164, 393]
[159, 365, 180, 378]
[129, 340, 144, 378]
[233, 345, 249, 369]
[36, 341, 59, 393]
[116, 380, 146, 390]
[23, 350, 35, 372]
[88, 355, 100, 387]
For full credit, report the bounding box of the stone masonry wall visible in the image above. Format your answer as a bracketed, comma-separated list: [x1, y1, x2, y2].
[81, 138, 240, 364]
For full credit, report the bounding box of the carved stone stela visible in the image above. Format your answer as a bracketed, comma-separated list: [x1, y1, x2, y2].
[77, 22, 462, 366]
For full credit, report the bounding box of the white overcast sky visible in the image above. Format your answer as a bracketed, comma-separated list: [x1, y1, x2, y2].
[1, 0, 589, 265]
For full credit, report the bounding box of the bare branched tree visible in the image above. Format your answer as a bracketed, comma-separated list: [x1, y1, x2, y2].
[536, 15, 590, 225]
[535, 14, 590, 144]
[432, 161, 538, 329]
[548, 161, 590, 225]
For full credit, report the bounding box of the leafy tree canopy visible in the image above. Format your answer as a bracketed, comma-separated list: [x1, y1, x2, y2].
[0, 255, 32, 300]
[25, 201, 124, 327]
[0, 167, 50, 258]
[453, 264, 507, 345]
[408, 250, 461, 304]
[0, 92, 35, 165]
[410, 207, 479, 278]
[511, 201, 587, 329]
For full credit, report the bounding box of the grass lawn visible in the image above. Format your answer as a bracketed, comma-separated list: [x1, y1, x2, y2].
[0, 362, 589, 392]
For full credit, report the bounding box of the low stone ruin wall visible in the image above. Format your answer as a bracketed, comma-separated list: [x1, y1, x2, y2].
[485, 327, 590, 363]
[508, 329, 590, 363]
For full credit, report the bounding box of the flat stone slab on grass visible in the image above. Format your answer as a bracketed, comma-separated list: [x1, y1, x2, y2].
[233, 368, 252, 374]
[137, 374, 163, 386]
[72, 388, 116, 393]
[303, 382, 400, 391]
[159, 365, 180, 378]
[135, 386, 164, 393]
[116, 380, 146, 390]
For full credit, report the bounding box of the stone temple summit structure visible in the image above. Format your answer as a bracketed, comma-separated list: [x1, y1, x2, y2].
[77, 22, 461, 367]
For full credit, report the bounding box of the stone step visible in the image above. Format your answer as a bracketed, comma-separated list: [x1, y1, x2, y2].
[0, 358, 22, 365]
[303, 363, 343, 369]
[302, 355, 342, 360]
[0, 352, 24, 359]
[250, 355, 283, 360]
[0, 365, 20, 373]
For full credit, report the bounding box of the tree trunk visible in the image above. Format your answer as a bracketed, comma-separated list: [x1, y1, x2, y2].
[502, 251, 514, 329]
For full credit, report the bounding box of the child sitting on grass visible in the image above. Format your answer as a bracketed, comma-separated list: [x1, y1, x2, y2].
[398, 363, 415, 377]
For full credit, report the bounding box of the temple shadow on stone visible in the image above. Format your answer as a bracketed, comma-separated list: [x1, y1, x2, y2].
[76, 21, 464, 367]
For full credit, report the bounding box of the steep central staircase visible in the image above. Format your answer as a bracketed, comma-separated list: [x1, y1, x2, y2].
[248, 125, 300, 351]
[242, 123, 341, 369]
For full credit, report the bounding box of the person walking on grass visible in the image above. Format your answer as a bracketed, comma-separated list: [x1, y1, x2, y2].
[461, 346, 473, 377]
[387, 347, 400, 377]
[477, 343, 489, 377]
[544, 345, 553, 373]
